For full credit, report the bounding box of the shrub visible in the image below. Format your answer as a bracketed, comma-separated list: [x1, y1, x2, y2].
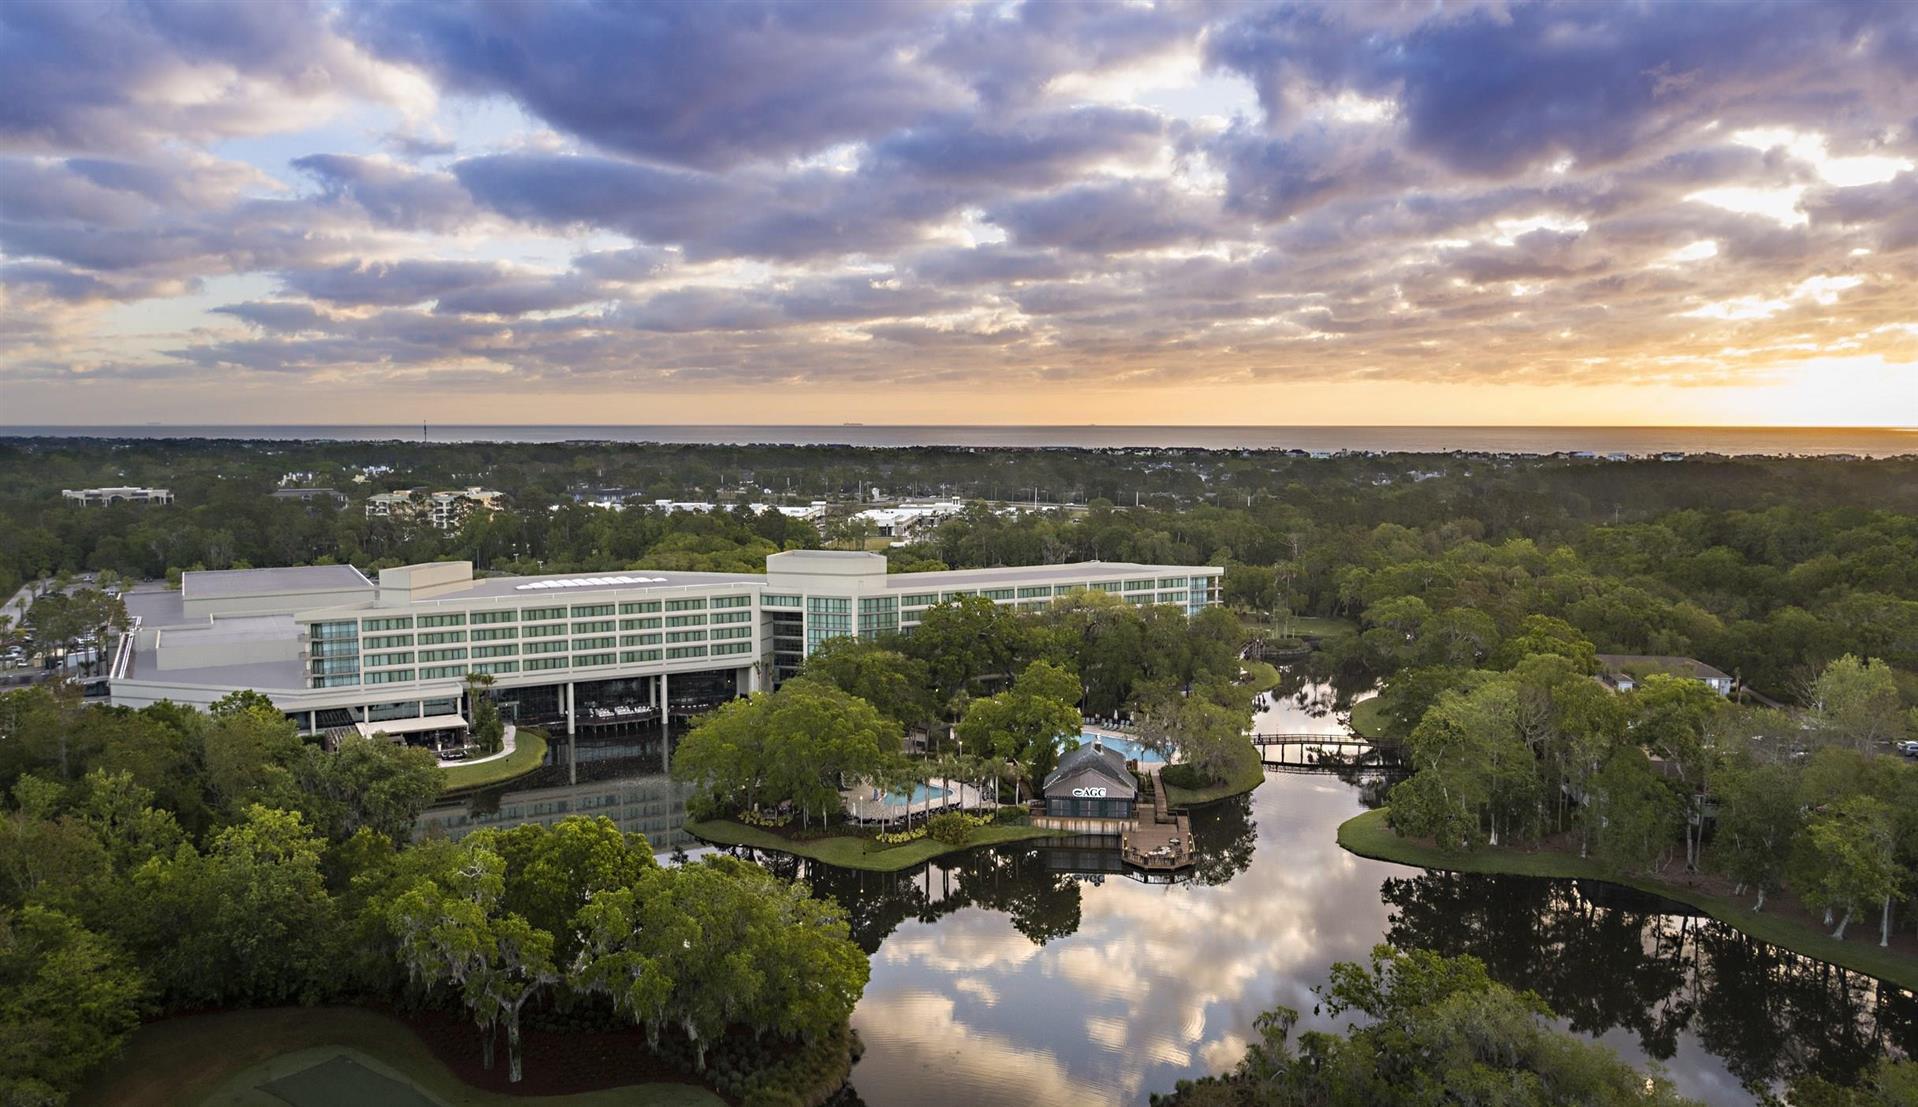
[1160, 763, 1207, 790]
[992, 804, 1029, 826]
[926, 812, 973, 845]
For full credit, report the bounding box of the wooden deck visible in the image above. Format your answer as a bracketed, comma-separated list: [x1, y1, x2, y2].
[1122, 768, 1194, 871]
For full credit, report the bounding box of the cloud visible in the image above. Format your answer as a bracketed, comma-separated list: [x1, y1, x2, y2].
[5, 0, 1917, 414]
[347, 0, 959, 170]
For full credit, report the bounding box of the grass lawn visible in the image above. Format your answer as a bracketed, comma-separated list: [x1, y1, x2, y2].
[685, 818, 1069, 872]
[1160, 743, 1266, 808]
[74, 1007, 722, 1107]
[1338, 808, 1918, 991]
[1347, 695, 1392, 739]
[441, 730, 548, 792]
[1239, 659, 1283, 691]
[1287, 615, 1358, 638]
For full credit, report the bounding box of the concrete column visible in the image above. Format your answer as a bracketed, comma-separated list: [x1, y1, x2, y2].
[564, 681, 575, 736]
[659, 670, 670, 774]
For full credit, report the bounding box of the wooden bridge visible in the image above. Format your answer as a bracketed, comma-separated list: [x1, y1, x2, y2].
[1252, 733, 1405, 772]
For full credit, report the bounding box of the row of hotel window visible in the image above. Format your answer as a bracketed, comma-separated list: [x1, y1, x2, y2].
[313, 641, 755, 687]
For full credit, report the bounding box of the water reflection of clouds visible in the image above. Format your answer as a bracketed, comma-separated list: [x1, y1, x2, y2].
[851, 775, 1401, 1107]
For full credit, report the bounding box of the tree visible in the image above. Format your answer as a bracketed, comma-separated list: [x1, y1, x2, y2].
[803, 637, 934, 731]
[1630, 675, 1725, 870]
[125, 804, 339, 1007]
[293, 737, 442, 843]
[955, 661, 1082, 801]
[465, 672, 504, 755]
[1809, 654, 1904, 753]
[1713, 759, 1800, 911]
[1150, 946, 1701, 1106]
[572, 855, 867, 1072]
[0, 905, 145, 1106]
[1586, 749, 1681, 876]
[384, 836, 559, 1082]
[1800, 795, 1902, 944]
[673, 678, 900, 826]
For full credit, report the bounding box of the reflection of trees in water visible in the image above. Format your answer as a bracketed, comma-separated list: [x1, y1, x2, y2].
[721, 845, 1087, 953]
[1382, 871, 1918, 1092]
[1187, 793, 1257, 886]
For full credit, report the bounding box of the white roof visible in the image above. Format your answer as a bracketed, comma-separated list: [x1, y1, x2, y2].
[356, 714, 469, 738]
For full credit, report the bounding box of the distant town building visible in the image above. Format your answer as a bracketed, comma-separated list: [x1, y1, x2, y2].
[1596, 654, 1736, 696]
[271, 488, 348, 506]
[365, 487, 504, 530]
[62, 486, 173, 506]
[852, 500, 965, 540]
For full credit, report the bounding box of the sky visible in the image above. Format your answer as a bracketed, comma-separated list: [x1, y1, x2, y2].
[1, 0, 1916, 427]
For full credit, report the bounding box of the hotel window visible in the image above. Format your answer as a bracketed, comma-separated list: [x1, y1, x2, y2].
[665, 614, 706, 627]
[620, 649, 661, 663]
[572, 636, 617, 652]
[665, 630, 706, 644]
[310, 657, 360, 676]
[473, 644, 518, 659]
[711, 642, 751, 656]
[899, 593, 937, 607]
[1090, 581, 1122, 593]
[362, 616, 413, 632]
[421, 665, 468, 680]
[571, 619, 615, 634]
[473, 661, 520, 676]
[472, 626, 518, 642]
[525, 657, 569, 672]
[419, 630, 467, 645]
[419, 647, 468, 663]
[362, 633, 414, 650]
[573, 652, 616, 668]
[665, 645, 709, 660]
[941, 590, 972, 601]
[712, 595, 751, 609]
[521, 606, 566, 622]
[710, 626, 751, 640]
[419, 613, 467, 628]
[523, 622, 566, 639]
[1157, 577, 1187, 589]
[1017, 586, 1051, 598]
[1125, 579, 1155, 592]
[524, 640, 568, 656]
[665, 598, 706, 612]
[1054, 584, 1084, 596]
[620, 633, 662, 647]
[619, 600, 663, 614]
[1159, 592, 1187, 606]
[472, 610, 517, 625]
[363, 651, 414, 667]
[808, 597, 850, 614]
[315, 674, 361, 688]
[570, 603, 615, 618]
[619, 616, 662, 630]
[982, 588, 1014, 601]
[710, 610, 751, 624]
[365, 669, 416, 685]
[311, 620, 359, 641]
[1126, 594, 1151, 605]
[761, 594, 801, 609]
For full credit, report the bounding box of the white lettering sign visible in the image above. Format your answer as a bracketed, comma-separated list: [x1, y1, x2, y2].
[1071, 786, 1108, 798]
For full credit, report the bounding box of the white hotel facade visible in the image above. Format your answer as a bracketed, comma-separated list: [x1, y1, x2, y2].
[111, 551, 1222, 738]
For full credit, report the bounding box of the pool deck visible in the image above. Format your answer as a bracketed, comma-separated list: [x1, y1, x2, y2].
[840, 778, 988, 824]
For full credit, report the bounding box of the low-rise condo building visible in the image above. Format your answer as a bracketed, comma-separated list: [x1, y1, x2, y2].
[110, 551, 1222, 742]
[364, 487, 504, 529]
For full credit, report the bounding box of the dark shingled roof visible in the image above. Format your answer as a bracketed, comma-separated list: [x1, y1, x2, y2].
[1043, 741, 1136, 796]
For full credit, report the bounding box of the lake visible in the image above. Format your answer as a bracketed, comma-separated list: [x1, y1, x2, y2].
[420, 690, 1914, 1106]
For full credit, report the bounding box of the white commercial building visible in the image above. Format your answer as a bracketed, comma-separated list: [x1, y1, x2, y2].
[111, 551, 1222, 740]
[63, 486, 173, 506]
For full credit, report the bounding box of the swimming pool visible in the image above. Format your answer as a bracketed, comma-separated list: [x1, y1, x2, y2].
[1065, 732, 1166, 764]
[881, 783, 951, 807]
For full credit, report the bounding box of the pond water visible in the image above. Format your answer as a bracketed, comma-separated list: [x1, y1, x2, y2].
[1069, 732, 1165, 764]
[419, 673, 1914, 1106]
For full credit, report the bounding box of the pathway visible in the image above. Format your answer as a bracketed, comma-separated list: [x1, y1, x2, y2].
[436, 724, 516, 768]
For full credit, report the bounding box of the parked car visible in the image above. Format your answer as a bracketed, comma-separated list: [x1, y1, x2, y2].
[1897, 740, 1918, 758]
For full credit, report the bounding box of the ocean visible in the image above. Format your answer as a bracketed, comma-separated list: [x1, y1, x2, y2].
[1, 425, 1913, 457]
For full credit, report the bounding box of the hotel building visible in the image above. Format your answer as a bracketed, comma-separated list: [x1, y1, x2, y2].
[111, 551, 1222, 739]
